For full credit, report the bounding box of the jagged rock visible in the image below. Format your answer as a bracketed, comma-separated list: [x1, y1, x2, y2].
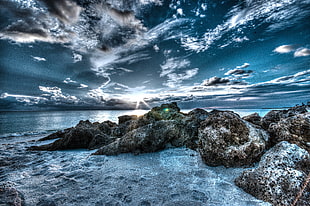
[112, 117, 151, 137]
[174, 108, 209, 150]
[118, 115, 139, 124]
[93, 120, 186, 155]
[29, 120, 117, 151]
[268, 112, 310, 152]
[242, 112, 262, 127]
[143, 102, 185, 121]
[261, 105, 307, 130]
[198, 111, 269, 167]
[0, 182, 25, 206]
[235, 141, 310, 206]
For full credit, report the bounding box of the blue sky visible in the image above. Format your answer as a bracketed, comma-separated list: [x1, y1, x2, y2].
[0, 0, 310, 110]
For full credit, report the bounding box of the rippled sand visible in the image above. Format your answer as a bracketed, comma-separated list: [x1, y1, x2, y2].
[1, 135, 271, 206]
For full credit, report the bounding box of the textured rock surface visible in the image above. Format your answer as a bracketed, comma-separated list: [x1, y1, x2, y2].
[198, 111, 269, 167]
[29, 120, 117, 151]
[261, 105, 307, 130]
[235, 141, 310, 206]
[242, 112, 262, 127]
[0, 182, 25, 206]
[93, 120, 182, 155]
[268, 112, 310, 152]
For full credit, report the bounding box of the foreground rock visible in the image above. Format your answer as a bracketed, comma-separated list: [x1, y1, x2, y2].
[198, 111, 269, 167]
[0, 182, 25, 206]
[93, 120, 181, 155]
[235, 141, 310, 206]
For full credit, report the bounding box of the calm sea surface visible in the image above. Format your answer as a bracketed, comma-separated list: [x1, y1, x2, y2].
[0, 109, 271, 138]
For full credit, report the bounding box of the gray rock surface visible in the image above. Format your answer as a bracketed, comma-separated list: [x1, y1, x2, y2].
[0, 182, 25, 206]
[93, 120, 183, 155]
[268, 112, 310, 152]
[235, 141, 310, 206]
[29, 120, 117, 150]
[198, 111, 269, 167]
[261, 105, 307, 130]
[242, 112, 262, 127]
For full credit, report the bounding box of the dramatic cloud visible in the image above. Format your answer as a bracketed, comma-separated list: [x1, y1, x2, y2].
[38, 0, 82, 24]
[160, 58, 191, 77]
[164, 68, 199, 88]
[273, 45, 296, 53]
[294, 48, 310, 57]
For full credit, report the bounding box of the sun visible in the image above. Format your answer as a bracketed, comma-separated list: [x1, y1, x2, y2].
[135, 95, 151, 110]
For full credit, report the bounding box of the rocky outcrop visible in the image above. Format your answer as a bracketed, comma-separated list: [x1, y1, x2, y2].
[0, 182, 25, 206]
[268, 112, 310, 152]
[242, 112, 262, 127]
[261, 105, 307, 130]
[29, 120, 117, 151]
[198, 111, 269, 167]
[235, 141, 310, 206]
[93, 120, 181, 155]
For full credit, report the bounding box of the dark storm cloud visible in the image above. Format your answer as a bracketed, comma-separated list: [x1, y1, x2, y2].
[38, 0, 82, 24]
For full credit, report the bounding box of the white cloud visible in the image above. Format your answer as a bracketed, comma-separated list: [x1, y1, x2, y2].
[273, 45, 295, 53]
[164, 68, 199, 88]
[32, 56, 46, 61]
[78, 84, 88, 89]
[233, 36, 249, 42]
[294, 48, 310, 57]
[63, 78, 77, 84]
[236, 63, 250, 69]
[160, 58, 190, 77]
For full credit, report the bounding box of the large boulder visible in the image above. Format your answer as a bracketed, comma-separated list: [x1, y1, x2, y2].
[93, 120, 182, 155]
[261, 105, 307, 130]
[235, 141, 310, 206]
[29, 120, 117, 151]
[268, 112, 310, 152]
[198, 111, 269, 167]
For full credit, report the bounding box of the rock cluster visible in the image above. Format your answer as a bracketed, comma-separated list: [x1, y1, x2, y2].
[29, 102, 310, 205]
[235, 141, 310, 206]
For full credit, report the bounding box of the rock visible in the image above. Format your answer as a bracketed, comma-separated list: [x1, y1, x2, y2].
[174, 108, 209, 150]
[118, 115, 139, 124]
[235, 141, 310, 206]
[143, 102, 185, 121]
[0, 182, 25, 206]
[93, 120, 183, 155]
[29, 120, 116, 151]
[242, 112, 262, 127]
[268, 112, 310, 152]
[261, 105, 307, 130]
[198, 111, 269, 167]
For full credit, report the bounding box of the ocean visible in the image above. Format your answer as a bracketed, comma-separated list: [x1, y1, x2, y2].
[0, 109, 272, 138]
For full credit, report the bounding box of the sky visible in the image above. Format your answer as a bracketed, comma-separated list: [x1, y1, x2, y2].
[0, 0, 310, 111]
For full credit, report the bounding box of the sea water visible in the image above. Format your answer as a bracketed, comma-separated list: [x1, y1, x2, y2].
[0, 109, 271, 138]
